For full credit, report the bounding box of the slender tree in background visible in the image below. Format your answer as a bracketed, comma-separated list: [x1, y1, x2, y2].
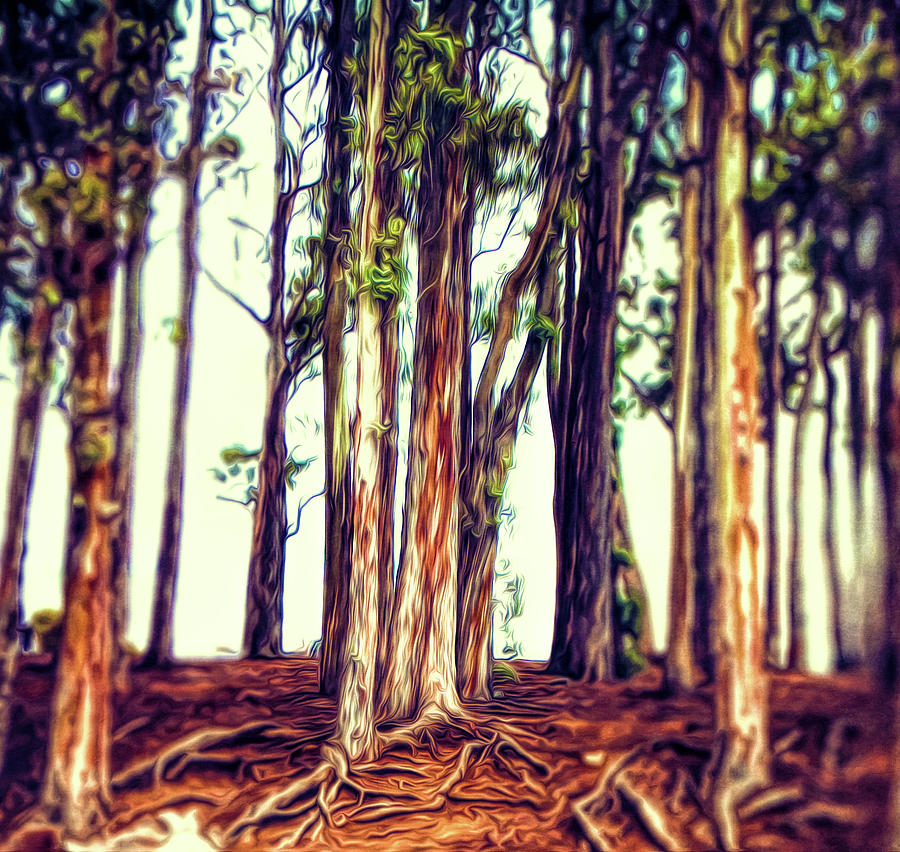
[111, 2, 174, 676]
[665, 61, 703, 694]
[144, 0, 214, 667]
[0, 288, 58, 763]
[785, 276, 823, 672]
[242, 0, 310, 658]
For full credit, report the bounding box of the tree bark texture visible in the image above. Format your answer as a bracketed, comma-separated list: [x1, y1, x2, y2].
[706, 0, 770, 842]
[336, 0, 398, 760]
[547, 30, 623, 682]
[382, 101, 467, 722]
[43, 144, 119, 839]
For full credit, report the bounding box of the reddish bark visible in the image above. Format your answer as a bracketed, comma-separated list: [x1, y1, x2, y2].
[43, 144, 119, 838]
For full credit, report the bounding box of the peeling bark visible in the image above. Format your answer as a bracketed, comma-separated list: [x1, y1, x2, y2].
[336, 0, 397, 760]
[43, 143, 119, 839]
[705, 0, 770, 841]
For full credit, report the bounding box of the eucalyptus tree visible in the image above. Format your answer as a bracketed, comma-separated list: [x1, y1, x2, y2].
[23, 1, 178, 835]
[454, 0, 585, 701]
[318, 0, 355, 695]
[546, 0, 678, 683]
[692, 0, 770, 841]
[335, 0, 406, 759]
[143, 0, 216, 667]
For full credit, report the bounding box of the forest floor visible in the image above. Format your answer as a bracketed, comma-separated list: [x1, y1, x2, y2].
[0, 656, 892, 851]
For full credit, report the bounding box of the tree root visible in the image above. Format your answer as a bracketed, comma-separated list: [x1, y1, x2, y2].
[210, 716, 555, 849]
[112, 720, 278, 789]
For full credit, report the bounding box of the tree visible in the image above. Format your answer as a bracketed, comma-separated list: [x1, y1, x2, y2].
[319, 0, 355, 696]
[457, 0, 584, 701]
[335, 0, 401, 760]
[144, 0, 215, 666]
[665, 59, 704, 693]
[36, 1, 176, 832]
[701, 0, 770, 841]
[547, 0, 672, 682]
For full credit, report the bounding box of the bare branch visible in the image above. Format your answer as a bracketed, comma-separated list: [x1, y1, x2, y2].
[286, 488, 326, 539]
[203, 268, 268, 325]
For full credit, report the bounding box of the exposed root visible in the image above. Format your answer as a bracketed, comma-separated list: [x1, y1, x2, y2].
[112, 721, 277, 789]
[737, 783, 805, 820]
[211, 715, 556, 849]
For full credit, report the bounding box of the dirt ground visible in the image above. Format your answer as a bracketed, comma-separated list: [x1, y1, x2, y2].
[0, 656, 892, 850]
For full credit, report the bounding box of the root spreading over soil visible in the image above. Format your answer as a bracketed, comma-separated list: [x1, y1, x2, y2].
[0, 658, 892, 850]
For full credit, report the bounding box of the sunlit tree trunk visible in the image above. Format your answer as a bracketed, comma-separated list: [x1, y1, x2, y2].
[382, 125, 467, 722]
[381, 3, 474, 719]
[144, 0, 212, 666]
[336, 0, 397, 760]
[43, 143, 119, 839]
[0, 290, 57, 769]
[706, 0, 770, 842]
[110, 199, 148, 682]
[665, 68, 702, 693]
[319, 0, 354, 696]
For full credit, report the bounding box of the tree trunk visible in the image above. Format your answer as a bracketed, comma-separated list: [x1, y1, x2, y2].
[144, 0, 212, 666]
[548, 31, 623, 682]
[785, 282, 824, 672]
[110, 203, 148, 682]
[242, 0, 298, 659]
[706, 0, 770, 842]
[458, 54, 583, 700]
[243, 348, 289, 657]
[381, 120, 467, 722]
[43, 144, 119, 839]
[665, 69, 702, 694]
[764, 222, 781, 668]
[0, 291, 57, 770]
[336, 0, 396, 760]
[319, 0, 354, 696]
